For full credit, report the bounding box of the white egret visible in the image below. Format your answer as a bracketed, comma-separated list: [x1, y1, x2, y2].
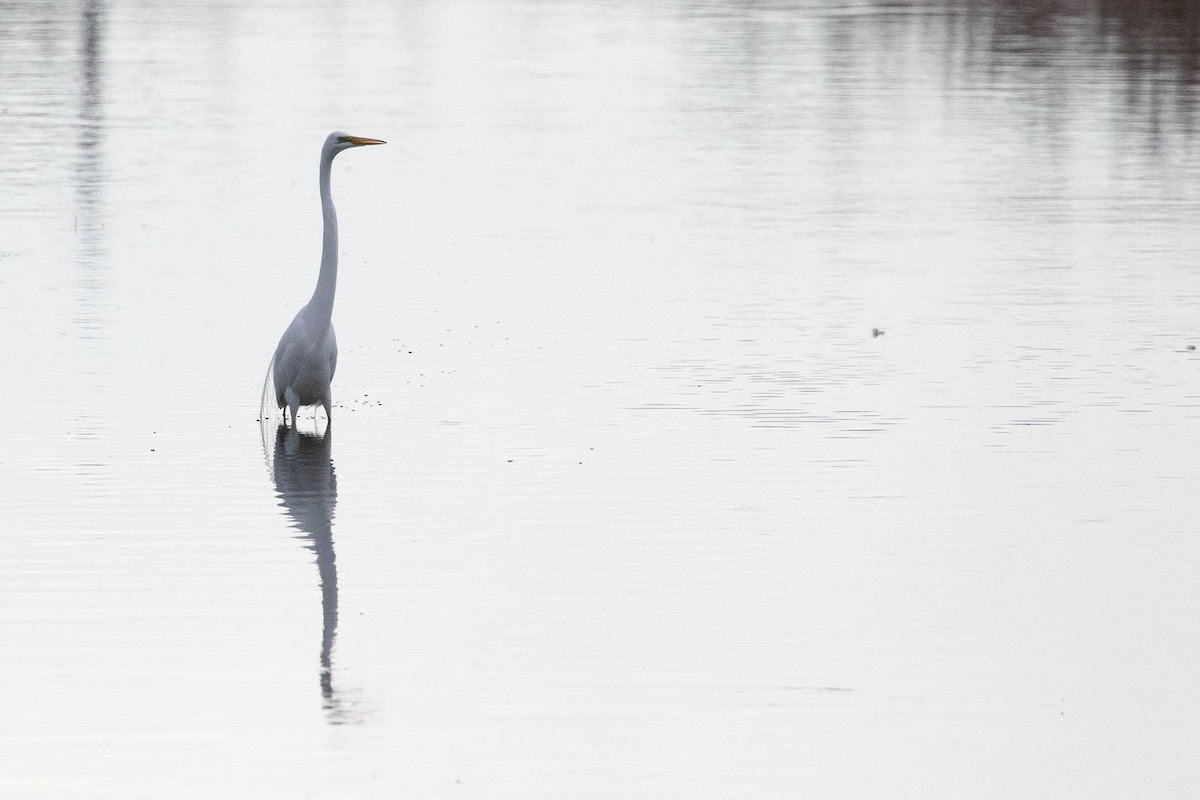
[271, 131, 385, 428]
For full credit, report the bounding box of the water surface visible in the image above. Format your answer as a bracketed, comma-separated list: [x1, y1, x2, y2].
[3, 1, 1200, 797]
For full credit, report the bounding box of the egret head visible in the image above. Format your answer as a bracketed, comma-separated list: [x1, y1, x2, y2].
[325, 131, 386, 156]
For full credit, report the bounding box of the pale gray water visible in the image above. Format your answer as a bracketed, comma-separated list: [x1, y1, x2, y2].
[3, 1, 1200, 797]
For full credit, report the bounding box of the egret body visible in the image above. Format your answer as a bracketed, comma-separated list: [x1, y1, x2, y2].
[272, 132, 384, 427]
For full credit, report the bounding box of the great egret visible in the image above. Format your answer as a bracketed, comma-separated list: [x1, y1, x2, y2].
[271, 131, 385, 428]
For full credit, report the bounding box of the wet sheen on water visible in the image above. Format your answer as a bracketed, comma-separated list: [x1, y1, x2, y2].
[3, 1, 1200, 798]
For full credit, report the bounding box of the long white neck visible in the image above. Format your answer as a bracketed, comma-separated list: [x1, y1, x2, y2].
[308, 147, 338, 322]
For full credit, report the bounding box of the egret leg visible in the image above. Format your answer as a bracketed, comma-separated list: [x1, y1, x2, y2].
[321, 393, 333, 428]
[284, 387, 301, 429]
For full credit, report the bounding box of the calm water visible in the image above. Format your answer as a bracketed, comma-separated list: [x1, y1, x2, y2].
[3, 1, 1200, 797]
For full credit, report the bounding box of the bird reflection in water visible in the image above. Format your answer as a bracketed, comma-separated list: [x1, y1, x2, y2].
[269, 425, 364, 724]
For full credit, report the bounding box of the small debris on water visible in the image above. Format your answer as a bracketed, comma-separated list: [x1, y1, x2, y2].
[871, 327, 885, 338]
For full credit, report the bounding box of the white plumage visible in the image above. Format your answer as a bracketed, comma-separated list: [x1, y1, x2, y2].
[272, 131, 384, 428]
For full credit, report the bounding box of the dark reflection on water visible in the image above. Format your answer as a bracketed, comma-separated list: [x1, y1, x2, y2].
[75, 0, 105, 256]
[74, 0, 107, 342]
[645, 0, 1200, 432]
[911, 0, 1200, 149]
[270, 427, 363, 725]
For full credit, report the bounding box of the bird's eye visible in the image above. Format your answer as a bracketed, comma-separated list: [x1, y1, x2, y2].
[336, 136, 351, 143]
